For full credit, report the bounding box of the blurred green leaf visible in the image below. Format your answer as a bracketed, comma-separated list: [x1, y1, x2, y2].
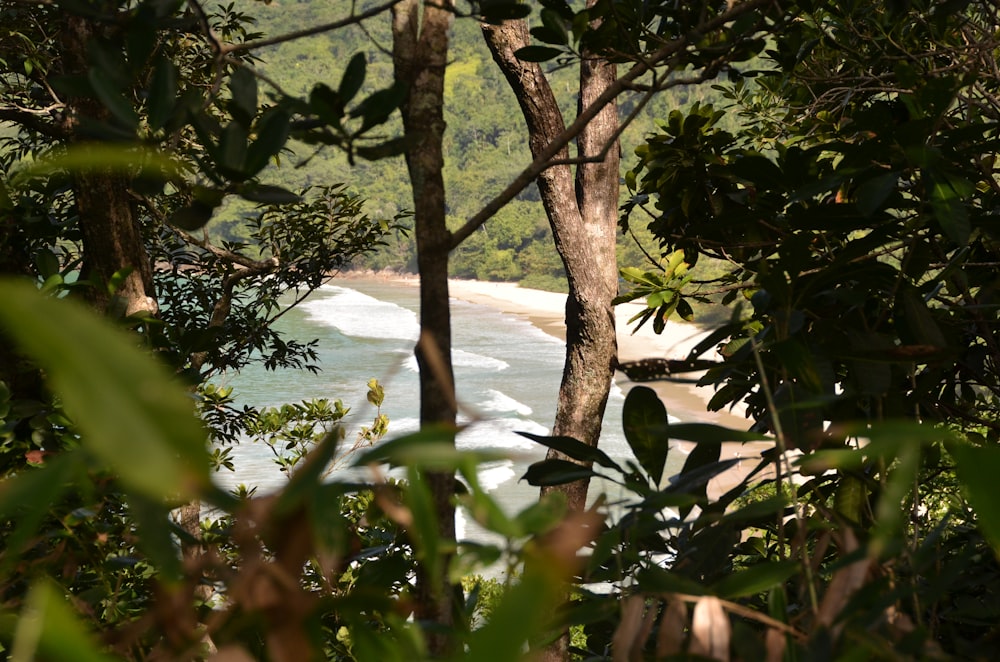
[88, 70, 139, 129]
[668, 423, 769, 444]
[228, 66, 258, 127]
[712, 560, 799, 599]
[950, 443, 1000, 553]
[480, 1, 532, 23]
[0, 454, 77, 573]
[147, 56, 177, 131]
[238, 183, 301, 205]
[0, 281, 210, 501]
[245, 108, 291, 175]
[9, 580, 120, 662]
[854, 171, 898, 217]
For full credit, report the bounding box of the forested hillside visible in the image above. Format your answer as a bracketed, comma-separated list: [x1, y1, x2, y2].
[217, 0, 727, 289]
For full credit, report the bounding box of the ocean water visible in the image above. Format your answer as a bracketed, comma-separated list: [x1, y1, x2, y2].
[216, 279, 686, 538]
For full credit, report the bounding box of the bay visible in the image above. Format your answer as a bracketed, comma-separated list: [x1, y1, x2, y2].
[216, 279, 687, 540]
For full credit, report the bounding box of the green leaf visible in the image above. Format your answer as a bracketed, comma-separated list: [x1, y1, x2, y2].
[711, 560, 800, 599]
[0, 281, 210, 501]
[522, 459, 600, 486]
[218, 122, 249, 179]
[514, 45, 564, 63]
[895, 285, 947, 348]
[351, 84, 406, 132]
[245, 108, 291, 175]
[9, 580, 120, 662]
[167, 201, 216, 231]
[854, 171, 898, 217]
[480, 1, 532, 23]
[237, 183, 301, 205]
[634, 567, 707, 595]
[128, 495, 183, 581]
[951, 443, 1000, 553]
[0, 454, 77, 574]
[515, 431, 623, 472]
[228, 66, 258, 127]
[530, 26, 568, 46]
[666, 423, 769, 444]
[353, 427, 506, 470]
[355, 137, 410, 161]
[147, 56, 177, 131]
[338, 52, 367, 105]
[87, 69, 138, 129]
[622, 386, 670, 485]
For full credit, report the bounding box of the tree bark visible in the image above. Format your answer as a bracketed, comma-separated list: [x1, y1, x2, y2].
[482, 14, 619, 514]
[483, 15, 619, 662]
[61, 16, 157, 318]
[391, 1, 458, 654]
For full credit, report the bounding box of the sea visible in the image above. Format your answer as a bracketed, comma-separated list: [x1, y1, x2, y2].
[215, 279, 688, 540]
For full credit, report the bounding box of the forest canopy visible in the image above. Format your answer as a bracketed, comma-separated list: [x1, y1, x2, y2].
[1, 0, 999, 660]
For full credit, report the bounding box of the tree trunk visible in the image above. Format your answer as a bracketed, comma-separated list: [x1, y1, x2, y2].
[482, 13, 619, 514]
[483, 14, 619, 662]
[391, 1, 458, 654]
[60, 16, 157, 318]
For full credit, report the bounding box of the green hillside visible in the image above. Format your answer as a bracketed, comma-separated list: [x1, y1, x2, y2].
[215, 1, 728, 289]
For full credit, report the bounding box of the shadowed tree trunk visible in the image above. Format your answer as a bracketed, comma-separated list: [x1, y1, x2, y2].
[391, 0, 458, 654]
[61, 15, 157, 318]
[482, 10, 620, 514]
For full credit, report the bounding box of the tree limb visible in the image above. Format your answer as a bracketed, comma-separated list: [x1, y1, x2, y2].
[449, 0, 783, 250]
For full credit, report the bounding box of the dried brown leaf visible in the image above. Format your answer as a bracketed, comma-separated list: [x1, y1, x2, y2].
[612, 595, 646, 662]
[765, 627, 786, 662]
[689, 596, 730, 662]
[655, 596, 687, 658]
[817, 529, 872, 635]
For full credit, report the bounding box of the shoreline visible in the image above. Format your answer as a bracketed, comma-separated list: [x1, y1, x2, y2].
[340, 272, 769, 498]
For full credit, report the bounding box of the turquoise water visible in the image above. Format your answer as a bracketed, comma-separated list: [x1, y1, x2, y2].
[218, 279, 686, 537]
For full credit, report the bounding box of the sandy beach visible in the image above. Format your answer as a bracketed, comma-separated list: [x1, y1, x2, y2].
[353, 274, 771, 499]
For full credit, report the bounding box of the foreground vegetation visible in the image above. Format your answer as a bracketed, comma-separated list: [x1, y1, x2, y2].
[2, 0, 1000, 660]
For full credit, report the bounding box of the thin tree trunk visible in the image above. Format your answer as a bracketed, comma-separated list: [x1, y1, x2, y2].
[481, 14, 619, 514]
[483, 14, 619, 661]
[391, 1, 458, 654]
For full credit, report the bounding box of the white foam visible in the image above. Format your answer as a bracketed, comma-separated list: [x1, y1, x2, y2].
[478, 389, 533, 416]
[477, 461, 517, 491]
[301, 286, 419, 340]
[402, 349, 510, 373]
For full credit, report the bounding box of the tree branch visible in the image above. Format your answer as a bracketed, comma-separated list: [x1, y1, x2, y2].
[449, 0, 783, 250]
[0, 107, 67, 138]
[221, 1, 401, 55]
